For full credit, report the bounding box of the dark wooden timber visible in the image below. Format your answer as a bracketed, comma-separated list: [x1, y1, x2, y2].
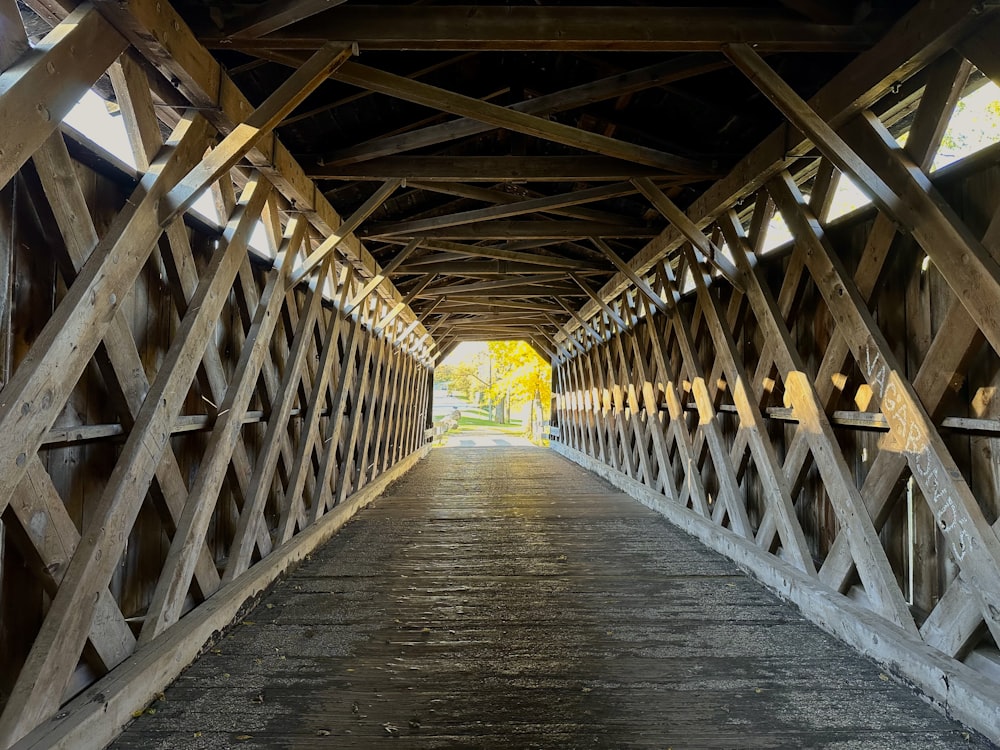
[207, 7, 884, 52]
[111, 447, 989, 749]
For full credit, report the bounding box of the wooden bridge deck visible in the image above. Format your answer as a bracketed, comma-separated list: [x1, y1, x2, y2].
[112, 447, 990, 749]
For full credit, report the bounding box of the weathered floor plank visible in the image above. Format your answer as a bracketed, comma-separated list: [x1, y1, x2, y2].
[112, 447, 991, 749]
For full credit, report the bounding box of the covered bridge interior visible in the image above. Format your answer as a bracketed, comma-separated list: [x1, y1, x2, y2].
[1, 0, 1000, 746]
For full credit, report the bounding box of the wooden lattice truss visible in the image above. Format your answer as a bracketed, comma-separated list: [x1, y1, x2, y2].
[0, 2, 433, 747]
[553, 11, 1000, 741]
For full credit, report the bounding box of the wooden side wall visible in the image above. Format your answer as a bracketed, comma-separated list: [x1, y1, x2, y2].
[553, 140, 1000, 744]
[0, 5, 433, 746]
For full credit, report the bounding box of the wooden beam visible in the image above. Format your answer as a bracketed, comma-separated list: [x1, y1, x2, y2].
[840, 112, 1000, 360]
[0, 0, 28, 71]
[331, 327, 376, 504]
[30, 130, 222, 640]
[0, 114, 211, 526]
[404, 181, 639, 225]
[394, 260, 603, 277]
[108, 53, 163, 171]
[311, 156, 672, 182]
[555, 297, 602, 344]
[222, 0, 350, 39]
[571, 273, 629, 332]
[162, 41, 354, 220]
[294, 179, 402, 283]
[214, 7, 882, 52]
[902, 50, 972, 172]
[0, 5, 127, 188]
[723, 43, 900, 211]
[443, 313, 551, 325]
[390, 221, 657, 241]
[139, 217, 310, 643]
[429, 288, 580, 300]
[384, 239, 601, 270]
[421, 274, 573, 297]
[527, 338, 555, 363]
[375, 274, 436, 332]
[278, 266, 353, 535]
[322, 54, 731, 166]
[317, 312, 366, 510]
[429, 298, 566, 314]
[592, 238, 668, 314]
[328, 61, 714, 175]
[365, 183, 638, 237]
[0, 33, 138, 677]
[347, 239, 422, 312]
[632, 177, 743, 288]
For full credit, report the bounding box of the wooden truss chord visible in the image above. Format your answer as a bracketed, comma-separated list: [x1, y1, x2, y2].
[311, 156, 677, 182]
[214, 7, 883, 52]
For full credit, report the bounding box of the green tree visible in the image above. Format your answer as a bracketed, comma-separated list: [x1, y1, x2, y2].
[938, 96, 1000, 164]
[436, 360, 485, 401]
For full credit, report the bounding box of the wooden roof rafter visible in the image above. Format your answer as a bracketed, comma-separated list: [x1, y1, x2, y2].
[556, 0, 999, 344]
[204, 7, 887, 53]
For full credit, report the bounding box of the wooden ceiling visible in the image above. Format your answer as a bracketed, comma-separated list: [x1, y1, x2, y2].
[125, 0, 919, 355]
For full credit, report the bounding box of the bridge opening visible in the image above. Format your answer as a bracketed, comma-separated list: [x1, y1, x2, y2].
[432, 340, 552, 447]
